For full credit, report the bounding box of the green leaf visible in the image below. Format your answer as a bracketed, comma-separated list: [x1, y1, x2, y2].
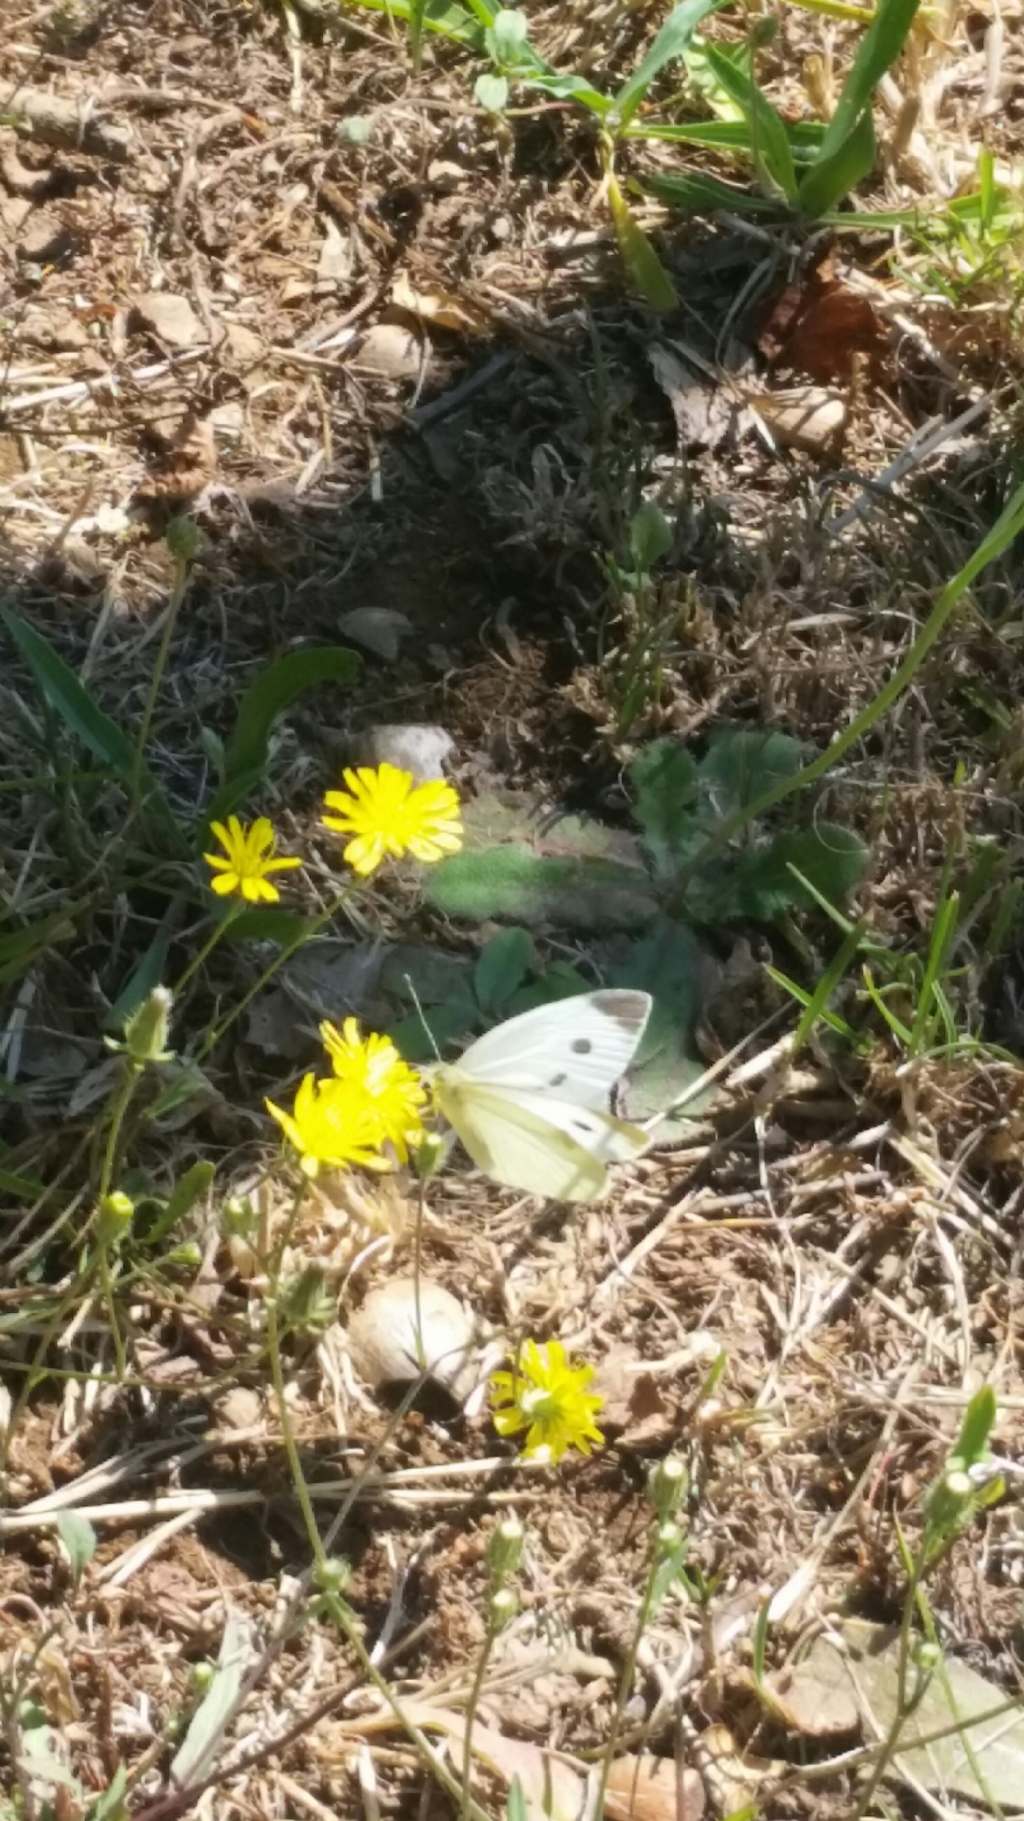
[698, 728, 807, 825]
[797, 107, 875, 215]
[517, 68, 613, 112]
[613, 0, 726, 129]
[474, 927, 535, 1011]
[628, 117, 825, 159]
[475, 72, 509, 110]
[211, 646, 360, 824]
[813, 0, 920, 168]
[506, 960, 590, 1014]
[488, 6, 528, 60]
[639, 166, 788, 217]
[170, 1611, 254, 1787]
[105, 894, 185, 1031]
[955, 1384, 996, 1468]
[86, 1767, 128, 1821]
[2, 606, 184, 851]
[425, 846, 657, 931]
[338, 0, 485, 46]
[612, 916, 710, 1133]
[606, 172, 678, 310]
[0, 1165, 44, 1201]
[629, 739, 699, 877]
[629, 500, 673, 570]
[142, 1160, 216, 1248]
[726, 824, 868, 919]
[703, 43, 798, 202]
[56, 1511, 97, 1586]
[507, 1777, 528, 1821]
[391, 999, 477, 1060]
[222, 907, 315, 946]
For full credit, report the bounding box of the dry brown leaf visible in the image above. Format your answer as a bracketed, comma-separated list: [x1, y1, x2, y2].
[136, 411, 217, 504]
[747, 386, 847, 457]
[763, 1644, 860, 1738]
[397, 1705, 588, 1821]
[391, 273, 483, 334]
[757, 249, 887, 383]
[130, 291, 206, 349]
[648, 344, 739, 452]
[605, 1753, 704, 1821]
[696, 1723, 785, 1816]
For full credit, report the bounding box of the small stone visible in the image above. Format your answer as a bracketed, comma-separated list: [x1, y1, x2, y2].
[348, 1278, 477, 1400]
[131, 291, 206, 349]
[353, 321, 421, 380]
[338, 608, 413, 661]
[358, 723, 455, 782]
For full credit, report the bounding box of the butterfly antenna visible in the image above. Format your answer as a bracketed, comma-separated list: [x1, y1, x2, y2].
[404, 975, 442, 1062]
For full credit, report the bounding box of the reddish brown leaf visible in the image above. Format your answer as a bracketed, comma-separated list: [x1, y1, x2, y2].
[757, 248, 887, 383]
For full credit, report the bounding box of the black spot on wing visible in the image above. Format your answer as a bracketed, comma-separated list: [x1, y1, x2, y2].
[571, 1038, 592, 1054]
[549, 1072, 567, 1087]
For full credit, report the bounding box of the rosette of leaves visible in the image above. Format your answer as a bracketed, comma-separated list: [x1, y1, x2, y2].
[426, 728, 868, 933]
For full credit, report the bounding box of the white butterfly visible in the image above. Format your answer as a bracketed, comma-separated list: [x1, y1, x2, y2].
[432, 989, 653, 1202]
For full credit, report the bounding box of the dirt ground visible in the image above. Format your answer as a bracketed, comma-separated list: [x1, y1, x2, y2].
[2, 1, 1024, 1817]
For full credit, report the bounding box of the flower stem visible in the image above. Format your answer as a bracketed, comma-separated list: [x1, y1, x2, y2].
[195, 885, 354, 1064]
[264, 1184, 325, 1569]
[92, 1062, 141, 1380]
[460, 1622, 497, 1821]
[173, 903, 243, 997]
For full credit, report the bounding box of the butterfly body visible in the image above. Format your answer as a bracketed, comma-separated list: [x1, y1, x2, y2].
[433, 989, 652, 1202]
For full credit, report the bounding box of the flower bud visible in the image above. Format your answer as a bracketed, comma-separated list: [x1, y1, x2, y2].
[97, 1191, 134, 1247]
[487, 1515, 525, 1587]
[411, 1131, 446, 1180]
[315, 1556, 351, 1595]
[166, 515, 202, 563]
[648, 1455, 686, 1520]
[122, 987, 174, 1067]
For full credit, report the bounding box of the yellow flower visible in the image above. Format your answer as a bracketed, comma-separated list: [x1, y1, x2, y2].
[265, 1074, 391, 1179]
[490, 1339, 605, 1464]
[320, 1017, 427, 1162]
[321, 763, 462, 877]
[204, 816, 301, 904]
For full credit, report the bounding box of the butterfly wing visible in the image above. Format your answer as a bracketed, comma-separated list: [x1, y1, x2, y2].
[452, 989, 652, 1109]
[435, 1077, 648, 1202]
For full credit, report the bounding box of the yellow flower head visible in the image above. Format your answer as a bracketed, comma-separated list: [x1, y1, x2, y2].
[321, 763, 462, 877]
[204, 816, 301, 904]
[265, 1074, 391, 1179]
[320, 1017, 427, 1162]
[490, 1339, 605, 1464]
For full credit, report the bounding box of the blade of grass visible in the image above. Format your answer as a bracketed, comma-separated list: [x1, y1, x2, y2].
[797, 109, 876, 214]
[639, 166, 789, 216]
[606, 170, 679, 309]
[339, 0, 485, 48]
[613, 0, 726, 130]
[673, 476, 1024, 888]
[703, 42, 798, 200]
[764, 963, 858, 1041]
[909, 889, 960, 1056]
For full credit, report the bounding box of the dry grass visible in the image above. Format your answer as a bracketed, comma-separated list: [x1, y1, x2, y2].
[2, 1, 1024, 1817]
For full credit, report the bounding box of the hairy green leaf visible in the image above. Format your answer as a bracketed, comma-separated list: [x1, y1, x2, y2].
[629, 739, 699, 877]
[725, 824, 868, 919]
[426, 846, 657, 931]
[474, 927, 535, 1010]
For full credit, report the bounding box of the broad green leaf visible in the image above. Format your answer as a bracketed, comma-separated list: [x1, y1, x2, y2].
[391, 999, 477, 1060]
[475, 72, 509, 110]
[612, 917, 710, 1133]
[639, 166, 787, 217]
[170, 1611, 255, 1786]
[606, 172, 678, 310]
[211, 645, 360, 824]
[682, 36, 750, 120]
[338, 0, 485, 46]
[474, 927, 535, 1011]
[703, 43, 797, 202]
[515, 64, 612, 114]
[629, 500, 673, 570]
[56, 1510, 97, 1585]
[725, 824, 868, 919]
[2, 606, 184, 850]
[613, 0, 726, 129]
[506, 961, 590, 1014]
[955, 1384, 997, 1467]
[698, 728, 808, 824]
[142, 1160, 216, 1248]
[381, 942, 474, 1006]
[797, 107, 875, 215]
[814, 0, 920, 166]
[488, 6, 528, 60]
[222, 907, 315, 946]
[425, 846, 657, 931]
[628, 739, 699, 877]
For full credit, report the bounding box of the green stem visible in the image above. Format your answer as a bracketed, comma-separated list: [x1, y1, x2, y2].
[460, 1624, 497, 1821]
[592, 1549, 661, 1818]
[93, 1063, 142, 1381]
[131, 554, 191, 813]
[265, 1184, 325, 1567]
[195, 884, 354, 1064]
[173, 903, 243, 998]
[673, 478, 1024, 897]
